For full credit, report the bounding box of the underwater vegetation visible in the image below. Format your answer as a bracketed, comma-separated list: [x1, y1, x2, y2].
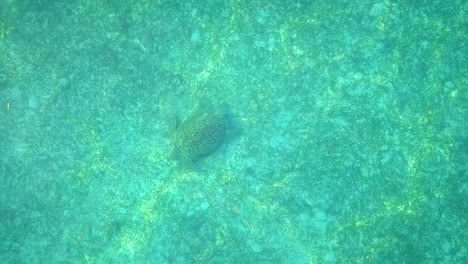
[171, 110, 227, 164]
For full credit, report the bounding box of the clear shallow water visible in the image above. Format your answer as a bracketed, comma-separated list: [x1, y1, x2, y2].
[0, 1, 466, 263]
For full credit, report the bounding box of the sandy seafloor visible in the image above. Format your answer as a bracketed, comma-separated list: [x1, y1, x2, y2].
[0, 1, 466, 263]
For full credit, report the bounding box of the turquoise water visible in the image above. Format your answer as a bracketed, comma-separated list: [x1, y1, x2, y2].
[0, 1, 466, 263]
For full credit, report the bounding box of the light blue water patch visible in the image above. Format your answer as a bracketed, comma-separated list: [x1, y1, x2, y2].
[0, 0, 466, 263]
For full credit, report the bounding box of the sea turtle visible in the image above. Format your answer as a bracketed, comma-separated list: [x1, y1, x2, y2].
[171, 110, 227, 165]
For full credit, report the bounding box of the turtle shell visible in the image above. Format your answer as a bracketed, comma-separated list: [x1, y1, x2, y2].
[173, 112, 226, 163]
